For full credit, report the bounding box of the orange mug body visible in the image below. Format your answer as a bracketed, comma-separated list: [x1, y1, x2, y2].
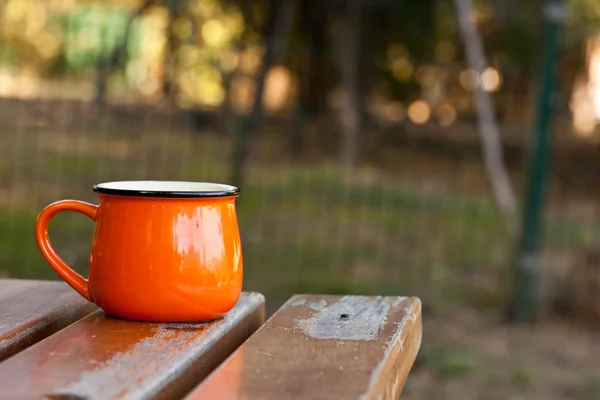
[35, 181, 243, 322]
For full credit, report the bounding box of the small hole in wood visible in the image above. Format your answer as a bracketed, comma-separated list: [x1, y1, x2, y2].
[340, 313, 350, 320]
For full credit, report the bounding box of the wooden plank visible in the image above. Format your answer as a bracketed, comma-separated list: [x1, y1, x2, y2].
[0, 292, 265, 400]
[0, 279, 98, 361]
[186, 295, 422, 400]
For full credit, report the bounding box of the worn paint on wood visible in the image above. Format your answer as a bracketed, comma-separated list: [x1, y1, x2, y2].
[0, 292, 265, 400]
[298, 296, 393, 340]
[0, 279, 97, 361]
[186, 295, 422, 400]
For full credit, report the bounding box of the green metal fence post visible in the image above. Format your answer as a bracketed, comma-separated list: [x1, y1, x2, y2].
[510, 0, 565, 322]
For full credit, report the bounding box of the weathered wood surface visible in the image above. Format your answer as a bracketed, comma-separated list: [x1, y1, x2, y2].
[0, 292, 265, 400]
[186, 295, 422, 400]
[0, 279, 97, 362]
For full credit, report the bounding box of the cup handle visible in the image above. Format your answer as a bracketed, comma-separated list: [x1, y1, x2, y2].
[35, 200, 98, 302]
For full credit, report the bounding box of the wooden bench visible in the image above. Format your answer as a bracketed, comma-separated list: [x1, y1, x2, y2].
[0, 279, 98, 361]
[0, 279, 421, 399]
[186, 295, 422, 400]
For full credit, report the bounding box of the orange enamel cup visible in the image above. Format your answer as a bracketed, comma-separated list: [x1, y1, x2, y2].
[35, 181, 243, 322]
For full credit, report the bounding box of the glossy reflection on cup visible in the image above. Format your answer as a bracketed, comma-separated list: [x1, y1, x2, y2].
[35, 181, 243, 322]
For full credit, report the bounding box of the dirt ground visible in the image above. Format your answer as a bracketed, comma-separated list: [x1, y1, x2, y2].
[404, 309, 600, 400]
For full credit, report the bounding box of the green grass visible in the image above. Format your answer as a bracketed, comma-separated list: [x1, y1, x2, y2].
[3, 138, 600, 312]
[563, 374, 600, 400]
[510, 366, 538, 390]
[38, 154, 124, 181]
[0, 209, 93, 279]
[581, 374, 600, 400]
[416, 342, 474, 379]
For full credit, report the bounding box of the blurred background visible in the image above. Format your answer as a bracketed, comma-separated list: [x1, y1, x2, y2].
[1, 0, 600, 397]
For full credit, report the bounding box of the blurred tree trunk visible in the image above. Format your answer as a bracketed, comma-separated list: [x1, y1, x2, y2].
[455, 0, 516, 215]
[230, 0, 297, 187]
[289, 48, 310, 158]
[94, 0, 154, 104]
[354, 3, 400, 132]
[219, 0, 253, 135]
[331, 0, 363, 168]
[417, 0, 436, 63]
[162, 0, 185, 102]
[289, 0, 330, 157]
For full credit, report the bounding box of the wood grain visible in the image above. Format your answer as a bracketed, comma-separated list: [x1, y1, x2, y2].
[0, 292, 265, 400]
[0, 279, 97, 361]
[186, 295, 422, 400]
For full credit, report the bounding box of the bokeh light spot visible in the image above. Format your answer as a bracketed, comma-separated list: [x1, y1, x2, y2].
[408, 100, 431, 124]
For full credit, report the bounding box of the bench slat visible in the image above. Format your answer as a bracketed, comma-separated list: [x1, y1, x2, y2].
[0, 292, 265, 400]
[0, 279, 98, 361]
[186, 295, 422, 400]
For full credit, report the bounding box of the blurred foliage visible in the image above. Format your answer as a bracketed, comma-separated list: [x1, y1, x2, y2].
[568, 0, 600, 22]
[0, 0, 597, 110]
[63, 5, 131, 70]
[0, 2, 596, 134]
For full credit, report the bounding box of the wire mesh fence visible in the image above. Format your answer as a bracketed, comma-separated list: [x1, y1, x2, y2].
[1, 0, 600, 319]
